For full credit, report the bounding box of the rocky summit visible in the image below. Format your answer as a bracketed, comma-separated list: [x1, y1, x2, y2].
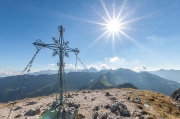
[0, 88, 180, 119]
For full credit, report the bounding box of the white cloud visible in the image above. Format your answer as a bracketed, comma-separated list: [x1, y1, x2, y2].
[105, 56, 125, 63]
[48, 64, 55, 66]
[65, 64, 83, 70]
[64, 63, 114, 71]
[110, 57, 119, 62]
[86, 64, 114, 71]
[133, 65, 150, 72]
[0, 70, 21, 77]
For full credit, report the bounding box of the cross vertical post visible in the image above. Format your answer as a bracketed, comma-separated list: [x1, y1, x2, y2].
[58, 26, 64, 105]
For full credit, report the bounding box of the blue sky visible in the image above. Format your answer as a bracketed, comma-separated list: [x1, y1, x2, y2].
[0, 0, 180, 75]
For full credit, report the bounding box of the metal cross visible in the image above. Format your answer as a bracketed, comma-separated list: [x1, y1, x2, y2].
[33, 25, 79, 105]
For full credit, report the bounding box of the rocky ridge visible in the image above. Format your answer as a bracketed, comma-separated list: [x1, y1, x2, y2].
[0, 88, 179, 119]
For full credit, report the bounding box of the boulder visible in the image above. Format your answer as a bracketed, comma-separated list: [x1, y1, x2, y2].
[35, 109, 40, 115]
[25, 101, 37, 106]
[171, 88, 180, 102]
[91, 97, 96, 101]
[144, 115, 154, 119]
[121, 110, 130, 117]
[104, 104, 110, 109]
[24, 108, 40, 116]
[116, 102, 127, 110]
[134, 98, 141, 104]
[61, 107, 78, 119]
[115, 116, 122, 119]
[74, 102, 81, 109]
[77, 113, 85, 119]
[14, 114, 22, 118]
[14, 106, 22, 111]
[111, 104, 117, 113]
[105, 92, 111, 96]
[68, 101, 80, 109]
[51, 101, 57, 107]
[110, 102, 130, 117]
[134, 111, 142, 116]
[24, 109, 35, 116]
[93, 105, 99, 111]
[93, 111, 98, 119]
[136, 116, 145, 119]
[111, 97, 117, 101]
[100, 113, 107, 119]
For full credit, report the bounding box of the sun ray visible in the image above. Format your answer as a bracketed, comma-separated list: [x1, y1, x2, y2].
[54, 0, 150, 52]
[120, 13, 156, 26]
[100, 0, 112, 21]
[93, 8, 110, 23]
[119, 26, 136, 31]
[118, 13, 130, 22]
[56, 12, 108, 26]
[85, 0, 147, 51]
[116, 31, 121, 40]
[112, 2, 116, 20]
[118, 30, 135, 42]
[87, 30, 109, 50]
[116, 0, 127, 20]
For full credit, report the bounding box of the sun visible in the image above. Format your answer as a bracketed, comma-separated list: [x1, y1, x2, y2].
[92, 0, 133, 42]
[70, 0, 142, 48]
[106, 19, 121, 34]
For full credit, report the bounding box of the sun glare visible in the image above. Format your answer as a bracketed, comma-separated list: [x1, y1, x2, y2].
[106, 19, 121, 33]
[73, 0, 144, 49]
[94, 0, 133, 42]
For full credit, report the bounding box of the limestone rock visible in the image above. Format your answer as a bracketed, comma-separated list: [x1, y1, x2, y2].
[35, 108, 40, 115]
[105, 92, 111, 96]
[136, 116, 145, 119]
[68, 101, 81, 109]
[91, 97, 96, 101]
[77, 113, 85, 119]
[104, 104, 110, 109]
[115, 116, 122, 119]
[93, 105, 99, 111]
[51, 101, 57, 107]
[15, 114, 22, 118]
[171, 88, 180, 102]
[110, 102, 130, 117]
[24, 109, 35, 116]
[25, 101, 37, 106]
[100, 112, 107, 119]
[111, 104, 117, 113]
[110, 97, 117, 101]
[14, 106, 22, 111]
[134, 98, 141, 104]
[24, 108, 40, 116]
[93, 111, 98, 119]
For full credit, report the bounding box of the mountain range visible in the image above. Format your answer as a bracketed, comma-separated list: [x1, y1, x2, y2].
[1, 68, 180, 83]
[0, 68, 180, 102]
[150, 69, 180, 83]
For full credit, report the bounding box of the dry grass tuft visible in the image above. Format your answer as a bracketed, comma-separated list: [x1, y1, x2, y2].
[127, 89, 180, 119]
